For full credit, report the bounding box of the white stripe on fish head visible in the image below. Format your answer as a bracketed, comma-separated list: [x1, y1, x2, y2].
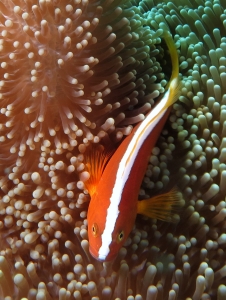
[98, 90, 171, 260]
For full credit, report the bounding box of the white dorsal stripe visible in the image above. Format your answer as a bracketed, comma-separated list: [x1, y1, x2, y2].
[98, 89, 171, 260]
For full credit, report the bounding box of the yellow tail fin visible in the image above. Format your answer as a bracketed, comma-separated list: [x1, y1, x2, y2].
[162, 31, 182, 109]
[163, 31, 179, 84]
[137, 187, 184, 222]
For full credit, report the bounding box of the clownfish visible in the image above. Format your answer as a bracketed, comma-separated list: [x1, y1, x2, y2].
[84, 32, 182, 261]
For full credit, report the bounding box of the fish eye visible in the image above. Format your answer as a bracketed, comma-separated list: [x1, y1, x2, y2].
[117, 230, 124, 243]
[92, 223, 98, 237]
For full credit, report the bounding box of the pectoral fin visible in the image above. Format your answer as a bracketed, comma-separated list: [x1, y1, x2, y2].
[83, 145, 114, 196]
[137, 187, 184, 222]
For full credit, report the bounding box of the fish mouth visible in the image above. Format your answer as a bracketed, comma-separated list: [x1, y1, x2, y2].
[89, 246, 101, 261]
[89, 247, 117, 262]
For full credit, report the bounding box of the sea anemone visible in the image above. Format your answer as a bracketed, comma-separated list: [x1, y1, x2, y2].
[0, 0, 226, 299]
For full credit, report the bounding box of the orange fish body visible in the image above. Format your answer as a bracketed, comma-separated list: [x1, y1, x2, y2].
[88, 107, 172, 260]
[85, 32, 182, 261]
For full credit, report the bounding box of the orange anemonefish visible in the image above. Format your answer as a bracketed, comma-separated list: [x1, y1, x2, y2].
[84, 32, 182, 261]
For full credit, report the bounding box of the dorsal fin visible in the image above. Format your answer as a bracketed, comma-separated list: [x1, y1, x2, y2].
[83, 144, 114, 197]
